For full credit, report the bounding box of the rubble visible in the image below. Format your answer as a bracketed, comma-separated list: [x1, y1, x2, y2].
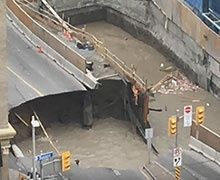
[157, 71, 199, 95]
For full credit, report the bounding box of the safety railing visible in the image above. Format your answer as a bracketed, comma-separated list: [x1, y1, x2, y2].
[7, 0, 87, 73]
[11, 0, 147, 92]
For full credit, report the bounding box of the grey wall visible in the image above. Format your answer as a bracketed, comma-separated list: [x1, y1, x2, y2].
[51, 0, 220, 97]
[49, 0, 100, 12]
[0, 0, 8, 128]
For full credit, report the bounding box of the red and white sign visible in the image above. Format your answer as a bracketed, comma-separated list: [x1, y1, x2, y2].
[173, 147, 182, 157]
[173, 147, 182, 167]
[184, 105, 193, 127]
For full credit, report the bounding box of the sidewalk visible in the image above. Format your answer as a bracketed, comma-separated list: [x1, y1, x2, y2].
[143, 161, 175, 180]
[157, 149, 220, 180]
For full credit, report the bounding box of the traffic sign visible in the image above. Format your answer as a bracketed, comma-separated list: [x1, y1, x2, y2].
[36, 151, 53, 161]
[145, 128, 153, 139]
[173, 155, 182, 167]
[173, 147, 182, 167]
[183, 105, 193, 127]
[173, 147, 182, 157]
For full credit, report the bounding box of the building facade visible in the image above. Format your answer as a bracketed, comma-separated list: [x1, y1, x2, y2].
[0, 0, 16, 179]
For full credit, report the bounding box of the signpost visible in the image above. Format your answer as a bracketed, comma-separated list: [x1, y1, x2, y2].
[31, 116, 40, 180]
[183, 105, 193, 127]
[145, 128, 153, 164]
[36, 152, 54, 180]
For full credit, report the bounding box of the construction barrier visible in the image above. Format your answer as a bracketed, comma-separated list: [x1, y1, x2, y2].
[9, 0, 147, 92]
[191, 121, 220, 152]
[190, 121, 220, 164]
[7, 0, 86, 73]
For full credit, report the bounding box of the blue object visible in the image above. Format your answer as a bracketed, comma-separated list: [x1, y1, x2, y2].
[185, 0, 204, 13]
[36, 152, 53, 161]
[209, 0, 220, 18]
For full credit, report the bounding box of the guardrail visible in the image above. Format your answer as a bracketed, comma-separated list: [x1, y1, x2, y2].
[7, 0, 86, 73]
[67, 23, 146, 92]
[11, 0, 147, 92]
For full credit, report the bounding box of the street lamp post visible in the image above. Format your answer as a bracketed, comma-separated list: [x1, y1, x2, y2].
[31, 116, 40, 180]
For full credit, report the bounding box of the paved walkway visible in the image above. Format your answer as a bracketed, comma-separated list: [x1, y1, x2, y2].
[143, 162, 175, 180]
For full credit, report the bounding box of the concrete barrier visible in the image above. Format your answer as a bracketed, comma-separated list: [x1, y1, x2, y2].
[201, 143, 216, 162]
[15, 1, 147, 92]
[190, 120, 220, 164]
[7, 0, 86, 73]
[191, 121, 220, 152]
[215, 152, 220, 166]
[189, 136, 202, 153]
[189, 136, 219, 164]
[7, 7, 98, 89]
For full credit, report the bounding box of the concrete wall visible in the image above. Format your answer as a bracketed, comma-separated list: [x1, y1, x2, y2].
[7, 0, 87, 73]
[50, 0, 220, 97]
[49, 0, 99, 12]
[191, 121, 220, 151]
[190, 121, 220, 164]
[0, 0, 8, 128]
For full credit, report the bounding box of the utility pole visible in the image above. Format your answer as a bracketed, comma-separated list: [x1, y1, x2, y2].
[174, 109, 181, 180]
[145, 128, 153, 165]
[31, 116, 40, 180]
[175, 109, 179, 148]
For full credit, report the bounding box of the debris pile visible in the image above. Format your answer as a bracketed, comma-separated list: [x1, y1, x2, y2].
[157, 72, 199, 95]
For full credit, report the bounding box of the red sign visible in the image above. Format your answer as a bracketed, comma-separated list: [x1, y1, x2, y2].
[185, 106, 191, 113]
[184, 105, 193, 127]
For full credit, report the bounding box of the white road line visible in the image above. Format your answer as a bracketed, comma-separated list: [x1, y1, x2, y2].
[140, 169, 151, 180]
[7, 66, 44, 96]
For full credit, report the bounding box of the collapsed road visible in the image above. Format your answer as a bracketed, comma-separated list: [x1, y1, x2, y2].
[6, 13, 154, 174]
[7, 0, 158, 144]
[7, 20, 87, 109]
[7, 1, 161, 175]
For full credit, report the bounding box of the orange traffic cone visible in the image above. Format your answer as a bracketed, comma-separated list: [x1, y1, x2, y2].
[68, 33, 73, 41]
[37, 46, 43, 53]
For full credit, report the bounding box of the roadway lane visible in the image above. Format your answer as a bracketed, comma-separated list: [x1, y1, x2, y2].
[9, 155, 147, 180]
[7, 22, 86, 109]
[157, 150, 220, 180]
[64, 166, 147, 180]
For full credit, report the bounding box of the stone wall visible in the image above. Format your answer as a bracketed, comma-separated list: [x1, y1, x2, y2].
[51, 0, 220, 98]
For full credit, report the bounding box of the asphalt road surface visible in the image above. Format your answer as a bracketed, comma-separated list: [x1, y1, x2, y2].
[64, 166, 147, 180]
[7, 21, 86, 109]
[157, 150, 220, 180]
[9, 154, 147, 180]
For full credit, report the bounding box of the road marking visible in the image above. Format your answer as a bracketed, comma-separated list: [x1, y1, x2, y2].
[153, 161, 175, 178]
[140, 168, 151, 180]
[7, 66, 44, 96]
